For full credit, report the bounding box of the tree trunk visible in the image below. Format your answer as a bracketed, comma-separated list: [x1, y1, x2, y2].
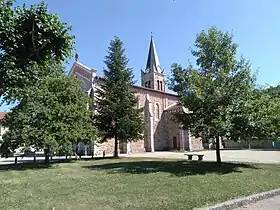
[114, 135, 119, 158]
[92, 142, 94, 159]
[215, 136, 221, 163]
[44, 148, 50, 164]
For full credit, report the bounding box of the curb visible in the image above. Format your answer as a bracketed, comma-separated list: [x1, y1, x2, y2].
[199, 188, 280, 210]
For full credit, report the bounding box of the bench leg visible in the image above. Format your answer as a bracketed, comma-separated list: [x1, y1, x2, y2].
[188, 155, 193, 160]
[198, 156, 203, 161]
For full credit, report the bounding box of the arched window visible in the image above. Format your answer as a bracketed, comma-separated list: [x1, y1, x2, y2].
[157, 80, 160, 90]
[148, 80, 151, 88]
[155, 103, 160, 120]
[160, 81, 163, 91]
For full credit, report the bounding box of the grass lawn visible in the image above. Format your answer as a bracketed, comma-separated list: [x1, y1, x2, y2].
[1, 158, 280, 210]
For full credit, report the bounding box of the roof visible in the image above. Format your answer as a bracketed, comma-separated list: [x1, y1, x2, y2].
[94, 76, 178, 97]
[164, 103, 181, 112]
[145, 36, 162, 73]
[0, 112, 7, 120]
[163, 103, 192, 113]
[68, 61, 97, 77]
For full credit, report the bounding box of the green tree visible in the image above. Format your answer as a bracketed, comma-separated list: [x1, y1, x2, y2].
[169, 27, 255, 163]
[0, 0, 74, 102]
[230, 89, 280, 147]
[1, 69, 97, 163]
[94, 37, 144, 158]
[265, 84, 280, 98]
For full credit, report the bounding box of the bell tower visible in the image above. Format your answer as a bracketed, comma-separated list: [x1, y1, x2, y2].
[141, 35, 165, 92]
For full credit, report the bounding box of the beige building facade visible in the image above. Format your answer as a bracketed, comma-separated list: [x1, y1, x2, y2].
[69, 37, 203, 154]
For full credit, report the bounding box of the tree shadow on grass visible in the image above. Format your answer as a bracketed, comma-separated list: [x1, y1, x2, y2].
[83, 160, 259, 176]
[0, 156, 116, 171]
[0, 159, 76, 171]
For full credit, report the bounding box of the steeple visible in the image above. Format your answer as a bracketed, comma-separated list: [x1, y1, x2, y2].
[145, 35, 162, 73]
[141, 34, 166, 92]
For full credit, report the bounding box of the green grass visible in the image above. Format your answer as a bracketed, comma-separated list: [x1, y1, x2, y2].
[1, 158, 280, 210]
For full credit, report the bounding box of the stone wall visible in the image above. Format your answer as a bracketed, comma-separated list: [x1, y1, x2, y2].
[190, 136, 203, 151]
[133, 86, 179, 152]
[131, 140, 145, 153]
[71, 62, 95, 93]
[154, 116, 168, 151]
[98, 139, 146, 155]
[99, 139, 115, 155]
[164, 112, 181, 150]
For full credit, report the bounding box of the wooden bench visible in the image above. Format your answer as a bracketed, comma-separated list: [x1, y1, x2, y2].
[184, 153, 204, 161]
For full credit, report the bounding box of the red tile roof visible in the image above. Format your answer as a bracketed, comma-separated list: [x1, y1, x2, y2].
[0, 112, 7, 120]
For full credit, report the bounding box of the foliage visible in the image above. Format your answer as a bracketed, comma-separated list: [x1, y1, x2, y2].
[0, 68, 97, 161]
[265, 84, 280, 98]
[94, 37, 144, 157]
[169, 27, 255, 163]
[0, 0, 74, 102]
[229, 89, 280, 146]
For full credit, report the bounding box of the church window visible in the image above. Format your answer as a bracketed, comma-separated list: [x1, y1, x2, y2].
[148, 80, 151, 88]
[160, 81, 163, 91]
[155, 103, 160, 120]
[145, 81, 148, 88]
[157, 80, 160, 90]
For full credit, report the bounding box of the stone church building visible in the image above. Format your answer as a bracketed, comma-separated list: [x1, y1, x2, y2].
[69, 37, 203, 154]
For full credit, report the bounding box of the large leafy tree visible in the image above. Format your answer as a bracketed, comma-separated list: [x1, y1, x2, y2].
[229, 89, 280, 148]
[95, 37, 144, 157]
[0, 0, 74, 102]
[0, 69, 97, 163]
[169, 27, 255, 163]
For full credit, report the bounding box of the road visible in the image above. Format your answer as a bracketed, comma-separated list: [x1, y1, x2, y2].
[235, 195, 280, 210]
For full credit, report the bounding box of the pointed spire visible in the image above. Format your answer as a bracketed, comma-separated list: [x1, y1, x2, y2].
[145, 34, 161, 73]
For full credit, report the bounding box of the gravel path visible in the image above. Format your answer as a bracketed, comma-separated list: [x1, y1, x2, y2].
[235, 195, 280, 210]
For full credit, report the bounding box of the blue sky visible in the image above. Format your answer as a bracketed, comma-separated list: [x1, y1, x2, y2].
[1, 0, 280, 111]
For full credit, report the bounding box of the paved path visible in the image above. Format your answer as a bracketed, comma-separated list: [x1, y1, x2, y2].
[1, 150, 280, 165]
[235, 195, 280, 209]
[120, 150, 280, 164]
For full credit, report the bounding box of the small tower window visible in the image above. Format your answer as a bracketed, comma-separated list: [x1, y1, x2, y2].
[155, 103, 160, 120]
[157, 80, 159, 90]
[148, 80, 151, 88]
[160, 81, 163, 91]
[145, 81, 148, 88]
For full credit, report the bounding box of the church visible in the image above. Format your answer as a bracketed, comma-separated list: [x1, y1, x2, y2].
[69, 37, 203, 154]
